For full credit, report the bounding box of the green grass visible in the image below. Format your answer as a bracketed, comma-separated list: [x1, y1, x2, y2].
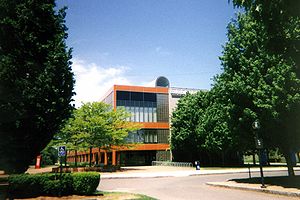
[231, 175, 300, 189]
[98, 191, 157, 200]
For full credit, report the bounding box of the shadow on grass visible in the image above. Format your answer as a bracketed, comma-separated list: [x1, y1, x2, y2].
[231, 175, 300, 189]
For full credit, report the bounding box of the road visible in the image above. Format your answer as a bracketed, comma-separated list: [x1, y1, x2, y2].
[99, 171, 299, 200]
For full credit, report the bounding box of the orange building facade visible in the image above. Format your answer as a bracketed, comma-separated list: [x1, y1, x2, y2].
[67, 77, 172, 166]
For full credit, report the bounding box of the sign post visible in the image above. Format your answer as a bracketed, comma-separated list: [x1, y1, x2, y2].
[58, 146, 66, 173]
[57, 146, 66, 196]
[252, 120, 266, 188]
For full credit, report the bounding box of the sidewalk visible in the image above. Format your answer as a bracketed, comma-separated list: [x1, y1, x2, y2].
[100, 166, 299, 179]
[100, 166, 300, 197]
[25, 165, 300, 197]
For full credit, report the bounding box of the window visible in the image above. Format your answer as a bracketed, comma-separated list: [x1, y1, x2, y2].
[131, 92, 143, 101]
[144, 92, 156, 102]
[117, 91, 130, 100]
[116, 91, 160, 122]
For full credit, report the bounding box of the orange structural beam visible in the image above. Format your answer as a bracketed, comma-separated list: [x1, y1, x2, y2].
[115, 143, 170, 151]
[138, 122, 169, 129]
[114, 85, 169, 94]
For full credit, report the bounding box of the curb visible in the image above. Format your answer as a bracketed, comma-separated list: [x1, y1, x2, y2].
[206, 182, 300, 197]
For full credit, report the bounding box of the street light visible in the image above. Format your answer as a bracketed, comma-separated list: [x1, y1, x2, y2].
[252, 119, 266, 188]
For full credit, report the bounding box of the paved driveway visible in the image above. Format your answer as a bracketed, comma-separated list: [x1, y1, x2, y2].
[99, 171, 299, 200]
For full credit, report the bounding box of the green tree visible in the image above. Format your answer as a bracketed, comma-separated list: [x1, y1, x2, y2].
[218, 11, 300, 176]
[171, 91, 208, 162]
[0, 0, 74, 174]
[171, 90, 237, 165]
[57, 102, 140, 167]
[198, 88, 237, 164]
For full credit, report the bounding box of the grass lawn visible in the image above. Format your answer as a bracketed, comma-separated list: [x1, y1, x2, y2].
[231, 175, 300, 189]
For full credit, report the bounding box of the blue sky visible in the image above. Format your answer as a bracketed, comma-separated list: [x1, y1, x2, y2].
[56, 0, 238, 106]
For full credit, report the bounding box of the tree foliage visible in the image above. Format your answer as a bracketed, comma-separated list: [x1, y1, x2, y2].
[171, 92, 208, 161]
[0, 0, 74, 173]
[228, 0, 300, 176]
[56, 102, 140, 164]
[171, 2, 300, 172]
[171, 91, 238, 165]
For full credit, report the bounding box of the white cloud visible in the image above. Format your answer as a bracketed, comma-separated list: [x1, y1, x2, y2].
[71, 58, 132, 107]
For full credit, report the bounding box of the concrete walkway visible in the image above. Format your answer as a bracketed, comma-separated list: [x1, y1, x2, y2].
[26, 165, 300, 197]
[100, 166, 300, 198]
[100, 166, 299, 179]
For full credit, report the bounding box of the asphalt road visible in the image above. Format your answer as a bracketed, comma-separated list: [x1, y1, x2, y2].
[99, 171, 299, 200]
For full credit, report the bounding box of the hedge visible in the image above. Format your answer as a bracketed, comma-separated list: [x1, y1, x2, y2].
[72, 172, 101, 195]
[8, 172, 100, 198]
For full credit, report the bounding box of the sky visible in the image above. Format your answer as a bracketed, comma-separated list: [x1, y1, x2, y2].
[56, 0, 238, 107]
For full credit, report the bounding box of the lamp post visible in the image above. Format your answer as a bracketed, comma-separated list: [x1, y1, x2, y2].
[252, 120, 266, 188]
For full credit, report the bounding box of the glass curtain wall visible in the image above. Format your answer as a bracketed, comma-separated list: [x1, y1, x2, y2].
[116, 91, 168, 123]
[126, 129, 169, 144]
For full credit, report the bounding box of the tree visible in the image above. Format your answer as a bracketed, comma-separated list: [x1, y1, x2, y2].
[171, 92, 208, 162]
[198, 88, 238, 165]
[171, 90, 238, 165]
[0, 0, 74, 174]
[57, 102, 140, 167]
[218, 10, 300, 176]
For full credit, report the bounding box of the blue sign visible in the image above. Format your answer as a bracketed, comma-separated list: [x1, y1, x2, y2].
[58, 146, 66, 157]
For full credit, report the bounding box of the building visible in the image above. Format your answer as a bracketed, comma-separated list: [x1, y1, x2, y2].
[67, 76, 200, 166]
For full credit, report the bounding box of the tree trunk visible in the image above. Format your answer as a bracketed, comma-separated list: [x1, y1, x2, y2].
[89, 147, 92, 167]
[283, 149, 295, 177]
[266, 149, 270, 166]
[252, 151, 256, 165]
[221, 151, 225, 166]
[208, 152, 212, 166]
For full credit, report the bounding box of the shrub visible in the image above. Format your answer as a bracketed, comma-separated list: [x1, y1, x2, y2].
[8, 174, 45, 198]
[72, 172, 100, 195]
[8, 172, 100, 198]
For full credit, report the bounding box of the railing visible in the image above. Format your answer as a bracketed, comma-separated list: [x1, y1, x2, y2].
[152, 161, 193, 168]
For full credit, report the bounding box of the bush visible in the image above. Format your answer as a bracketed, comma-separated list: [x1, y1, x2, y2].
[8, 172, 100, 198]
[72, 172, 100, 195]
[9, 174, 45, 198]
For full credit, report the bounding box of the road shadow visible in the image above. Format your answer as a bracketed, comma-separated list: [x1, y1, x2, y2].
[230, 175, 300, 189]
[119, 167, 145, 172]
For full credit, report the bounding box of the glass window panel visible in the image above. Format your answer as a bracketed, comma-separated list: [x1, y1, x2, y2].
[131, 92, 143, 101]
[130, 106, 135, 122]
[140, 106, 144, 122]
[153, 107, 157, 122]
[154, 134, 158, 143]
[144, 93, 157, 102]
[136, 106, 140, 122]
[117, 91, 130, 100]
[149, 107, 153, 122]
[149, 134, 152, 143]
[125, 106, 130, 121]
[145, 133, 148, 143]
[144, 106, 148, 122]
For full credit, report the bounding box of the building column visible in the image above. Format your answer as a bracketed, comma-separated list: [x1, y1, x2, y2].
[112, 150, 116, 166]
[104, 151, 108, 165]
[98, 152, 102, 164]
[117, 152, 121, 165]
